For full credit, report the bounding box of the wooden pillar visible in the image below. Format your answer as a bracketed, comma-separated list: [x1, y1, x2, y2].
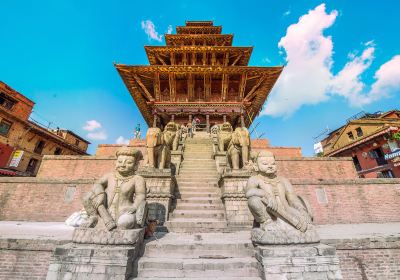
[223, 115, 227, 123]
[206, 114, 210, 133]
[153, 114, 158, 128]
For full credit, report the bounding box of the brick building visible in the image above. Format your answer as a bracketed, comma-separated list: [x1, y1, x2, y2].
[321, 110, 400, 178]
[0, 81, 89, 176]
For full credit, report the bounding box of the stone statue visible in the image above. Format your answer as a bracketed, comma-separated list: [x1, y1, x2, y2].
[81, 147, 147, 231]
[163, 121, 180, 151]
[246, 151, 319, 244]
[217, 122, 233, 152]
[145, 127, 170, 169]
[227, 127, 251, 170]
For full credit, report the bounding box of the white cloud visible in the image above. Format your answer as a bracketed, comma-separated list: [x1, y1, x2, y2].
[83, 120, 102, 131]
[141, 20, 162, 42]
[116, 136, 129, 145]
[262, 57, 271, 64]
[262, 4, 400, 117]
[87, 131, 107, 141]
[283, 9, 291, 16]
[167, 25, 173, 34]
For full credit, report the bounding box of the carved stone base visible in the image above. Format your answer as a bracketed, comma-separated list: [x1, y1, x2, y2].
[251, 220, 320, 245]
[72, 228, 145, 245]
[47, 241, 144, 280]
[256, 243, 343, 280]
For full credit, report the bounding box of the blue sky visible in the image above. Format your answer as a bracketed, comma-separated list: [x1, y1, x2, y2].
[1, 0, 399, 155]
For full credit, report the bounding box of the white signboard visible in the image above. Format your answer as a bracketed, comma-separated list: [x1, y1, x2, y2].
[9, 150, 24, 167]
[314, 142, 323, 154]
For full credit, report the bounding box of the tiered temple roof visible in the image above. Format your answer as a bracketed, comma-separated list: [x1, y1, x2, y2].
[116, 21, 283, 128]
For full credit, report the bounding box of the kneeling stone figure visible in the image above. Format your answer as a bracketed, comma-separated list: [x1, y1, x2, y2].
[81, 146, 147, 231]
[246, 151, 319, 244]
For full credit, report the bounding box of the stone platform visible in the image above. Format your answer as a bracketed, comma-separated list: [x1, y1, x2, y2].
[72, 228, 145, 245]
[256, 244, 342, 279]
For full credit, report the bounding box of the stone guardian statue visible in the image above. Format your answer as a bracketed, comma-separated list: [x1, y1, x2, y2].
[246, 151, 319, 244]
[81, 147, 147, 231]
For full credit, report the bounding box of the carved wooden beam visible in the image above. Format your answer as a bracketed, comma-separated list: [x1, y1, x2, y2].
[133, 74, 154, 101]
[169, 73, 176, 102]
[239, 73, 247, 99]
[244, 75, 266, 102]
[155, 53, 167, 65]
[224, 52, 230, 66]
[204, 73, 211, 99]
[231, 53, 243, 66]
[211, 53, 216, 66]
[191, 52, 196, 65]
[222, 74, 229, 101]
[202, 51, 207, 65]
[188, 74, 194, 101]
[183, 53, 188, 65]
[170, 52, 175, 65]
[154, 72, 161, 101]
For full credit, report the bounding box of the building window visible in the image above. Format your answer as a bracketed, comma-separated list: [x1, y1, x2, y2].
[378, 170, 394, 178]
[347, 131, 354, 140]
[388, 140, 399, 152]
[369, 148, 387, 166]
[0, 92, 16, 110]
[54, 147, 62, 155]
[356, 127, 363, 137]
[352, 156, 362, 171]
[0, 119, 12, 137]
[75, 139, 80, 146]
[34, 140, 46, 154]
[26, 158, 38, 174]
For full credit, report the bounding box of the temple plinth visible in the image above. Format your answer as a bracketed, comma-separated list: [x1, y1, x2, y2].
[116, 21, 283, 130]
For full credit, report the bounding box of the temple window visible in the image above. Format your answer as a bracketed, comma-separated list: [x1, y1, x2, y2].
[54, 147, 62, 155]
[0, 92, 16, 110]
[347, 131, 354, 140]
[0, 119, 12, 137]
[34, 140, 46, 154]
[356, 127, 363, 137]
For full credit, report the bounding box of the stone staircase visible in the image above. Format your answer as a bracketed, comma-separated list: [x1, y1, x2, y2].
[135, 232, 262, 279]
[135, 133, 262, 279]
[165, 134, 227, 233]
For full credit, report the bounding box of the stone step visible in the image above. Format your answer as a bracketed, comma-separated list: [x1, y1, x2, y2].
[177, 198, 223, 204]
[179, 193, 220, 199]
[171, 210, 225, 219]
[143, 232, 254, 258]
[177, 187, 219, 192]
[176, 175, 219, 180]
[165, 219, 228, 233]
[135, 277, 262, 280]
[175, 204, 225, 211]
[137, 257, 260, 278]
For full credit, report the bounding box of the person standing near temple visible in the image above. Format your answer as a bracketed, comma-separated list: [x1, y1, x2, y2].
[134, 123, 141, 139]
[187, 122, 193, 138]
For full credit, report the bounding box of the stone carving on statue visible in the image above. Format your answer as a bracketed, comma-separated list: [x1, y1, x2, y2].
[227, 127, 251, 170]
[246, 151, 319, 244]
[145, 127, 171, 169]
[217, 122, 233, 151]
[80, 147, 147, 232]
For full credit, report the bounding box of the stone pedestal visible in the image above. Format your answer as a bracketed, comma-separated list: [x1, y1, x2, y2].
[256, 243, 343, 280]
[171, 149, 183, 175]
[214, 151, 228, 174]
[47, 228, 145, 280]
[220, 170, 254, 228]
[138, 168, 174, 226]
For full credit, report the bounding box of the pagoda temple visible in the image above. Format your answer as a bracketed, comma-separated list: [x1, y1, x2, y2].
[116, 21, 283, 131]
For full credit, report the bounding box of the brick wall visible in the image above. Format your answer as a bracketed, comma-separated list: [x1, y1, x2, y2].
[36, 156, 116, 180]
[1, 178, 400, 225]
[37, 155, 357, 180]
[95, 140, 147, 156]
[0, 178, 92, 221]
[292, 178, 400, 225]
[276, 157, 358, 179]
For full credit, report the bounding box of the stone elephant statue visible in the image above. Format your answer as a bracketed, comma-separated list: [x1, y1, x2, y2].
[145, 127, 171, 169]
[227, 127, 251, 170]
[217, 122, 233, 152]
